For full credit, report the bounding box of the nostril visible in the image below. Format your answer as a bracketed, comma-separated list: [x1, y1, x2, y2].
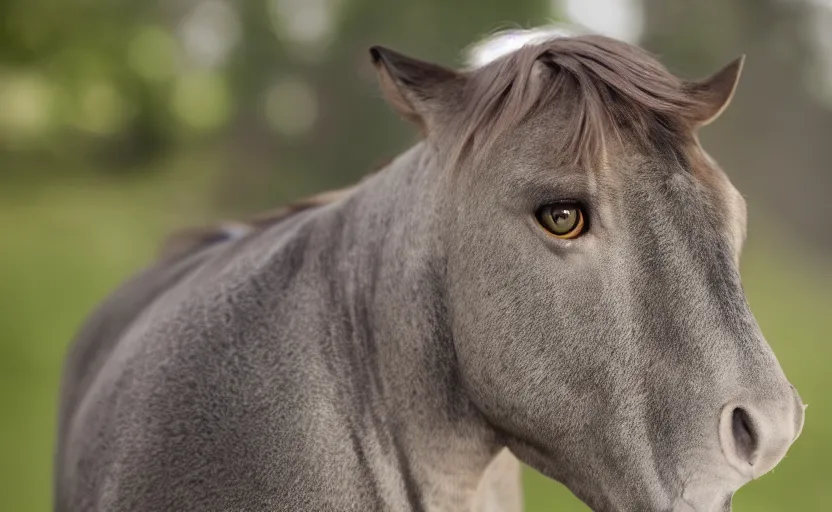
[721, 396, 801, 480]
[731, 407, 758, 465]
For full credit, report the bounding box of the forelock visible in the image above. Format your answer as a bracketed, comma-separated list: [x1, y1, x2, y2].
[449, 27, 706, 169]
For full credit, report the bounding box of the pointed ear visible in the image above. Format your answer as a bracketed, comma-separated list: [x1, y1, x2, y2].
[369, 46, 461, 132]
[686, 55, 745, 127]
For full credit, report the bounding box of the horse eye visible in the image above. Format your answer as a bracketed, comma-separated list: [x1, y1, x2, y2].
[536, 203, 586, 239]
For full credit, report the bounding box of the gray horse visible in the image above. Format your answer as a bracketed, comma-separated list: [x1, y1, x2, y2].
[55, 28, 805, 512]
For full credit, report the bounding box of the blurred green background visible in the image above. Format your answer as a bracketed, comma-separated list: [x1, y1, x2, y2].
[1, 0, 830, 510]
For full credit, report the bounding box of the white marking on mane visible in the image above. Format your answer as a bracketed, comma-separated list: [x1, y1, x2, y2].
[465, 24, 589, 69]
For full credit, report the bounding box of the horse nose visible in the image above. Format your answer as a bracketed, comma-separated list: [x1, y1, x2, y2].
[718, 387, 805, 480]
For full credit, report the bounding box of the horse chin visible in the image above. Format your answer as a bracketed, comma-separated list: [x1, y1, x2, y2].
[504, 435, 739, 512]
[671, 491, 734, 512]
[670, 460, 753, 512]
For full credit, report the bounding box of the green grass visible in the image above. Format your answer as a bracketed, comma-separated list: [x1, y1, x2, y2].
[0, 167, 828, 511]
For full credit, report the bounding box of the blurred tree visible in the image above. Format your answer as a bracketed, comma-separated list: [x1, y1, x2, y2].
[0, 0, 553, 201]
[0, 0, 176, 166]
[221, 0, 553, 212]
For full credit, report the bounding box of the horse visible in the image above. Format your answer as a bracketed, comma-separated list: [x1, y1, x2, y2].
[54, 27, 805, 511]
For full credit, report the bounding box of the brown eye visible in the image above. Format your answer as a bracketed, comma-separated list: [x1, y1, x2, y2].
[536, 203, 586, 239]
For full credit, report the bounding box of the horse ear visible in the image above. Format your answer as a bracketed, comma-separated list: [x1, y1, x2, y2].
[686, 55, 745, 127]
[369, 46, 461, 131]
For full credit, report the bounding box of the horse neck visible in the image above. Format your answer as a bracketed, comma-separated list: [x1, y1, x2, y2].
[329, 142, 500, 505]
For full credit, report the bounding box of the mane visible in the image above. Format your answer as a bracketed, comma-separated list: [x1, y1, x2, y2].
[453, 30, 706, 167]
[158, 187, 352, 261]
